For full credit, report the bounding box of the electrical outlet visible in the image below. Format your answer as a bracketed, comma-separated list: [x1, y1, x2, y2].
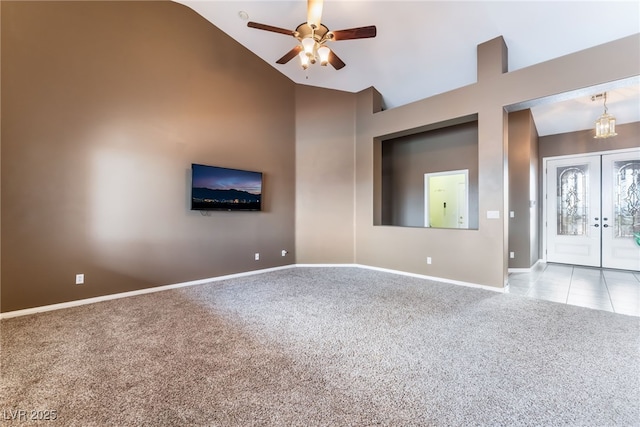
[510, 251, 515, 259]
[255, 253, 260, 261]
[281, 250, 288, 257]
[75, 274, 84, 285]
[427, 257, 432, 265]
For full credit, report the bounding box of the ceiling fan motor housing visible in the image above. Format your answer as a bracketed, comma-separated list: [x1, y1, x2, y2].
[295, 22, 331, 43]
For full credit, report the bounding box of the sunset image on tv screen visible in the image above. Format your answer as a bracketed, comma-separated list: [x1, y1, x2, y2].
[191, 164, 262, 211]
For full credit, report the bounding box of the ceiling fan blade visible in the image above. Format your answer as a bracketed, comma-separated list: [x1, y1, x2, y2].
[307, 0, 324, 28]
[276, 45, 303, 64]
[331, 25, 377, 41]
[328, 50, 346, 70]
[247, 21, 295, 37]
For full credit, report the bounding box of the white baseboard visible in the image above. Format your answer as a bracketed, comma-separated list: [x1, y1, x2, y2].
[295, 263, 360, 268]
[508, 259, 545, 273]
[0, 265, 296, 320]
[1, 263, 505, 319]
[295, 263, 505, 293]
[354, 264, 506, 293]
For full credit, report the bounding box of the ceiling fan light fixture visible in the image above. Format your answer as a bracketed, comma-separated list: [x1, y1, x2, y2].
[593, 92, 618, 139]
[247, 0, 376, 71]
[318, 45, 330, 66]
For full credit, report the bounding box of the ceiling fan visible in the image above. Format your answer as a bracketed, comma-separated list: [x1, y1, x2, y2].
[247, 0, 377, 70]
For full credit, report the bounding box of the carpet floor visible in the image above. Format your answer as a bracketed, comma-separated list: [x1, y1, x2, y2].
[1, 267, 639, 426]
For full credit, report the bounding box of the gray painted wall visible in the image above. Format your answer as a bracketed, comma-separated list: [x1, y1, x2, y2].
[381, 122, 479, 229]
[354, 35, 638, 288]
[508, 110, 539, 269]
[295, 86, 356, 264]
[1, 1, 296, 312]
[539, 122, 639, 159]
[2, 2, 638, 312]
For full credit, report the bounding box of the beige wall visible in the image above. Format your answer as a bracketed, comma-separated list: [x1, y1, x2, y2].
[295, 86, 356, 264]
[2, 1, 639, 312]
[353, 35, 639, 288]
[1, 1, 296, 312]
[539, 122, 640, 159]
[381, 121, 479, 229]
[508, 110, 539, 269]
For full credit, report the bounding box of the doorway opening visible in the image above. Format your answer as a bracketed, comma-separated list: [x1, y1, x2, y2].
[424, 170, 469, 228]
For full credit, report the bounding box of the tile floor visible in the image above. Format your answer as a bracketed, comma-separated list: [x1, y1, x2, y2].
[507, 263, 640, 317]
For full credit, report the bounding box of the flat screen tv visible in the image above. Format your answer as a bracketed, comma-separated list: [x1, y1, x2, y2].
[191, 163, 262, 211]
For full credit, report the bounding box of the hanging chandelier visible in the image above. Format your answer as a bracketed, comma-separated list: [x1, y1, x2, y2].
[593, 92, 617, 139]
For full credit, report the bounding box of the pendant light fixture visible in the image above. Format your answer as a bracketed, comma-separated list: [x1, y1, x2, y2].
[593, 92, 617, 139]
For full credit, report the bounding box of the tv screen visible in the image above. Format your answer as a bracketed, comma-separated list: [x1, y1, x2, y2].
[191, 163, 262, 211]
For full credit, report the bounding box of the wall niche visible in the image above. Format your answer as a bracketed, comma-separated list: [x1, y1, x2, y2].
[376, 116, 479, 229]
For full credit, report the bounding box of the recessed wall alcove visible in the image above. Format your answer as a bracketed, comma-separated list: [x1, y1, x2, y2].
[375, 114, 479, 229]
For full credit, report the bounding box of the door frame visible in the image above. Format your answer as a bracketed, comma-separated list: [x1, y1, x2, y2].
[541, 147, 640, 265]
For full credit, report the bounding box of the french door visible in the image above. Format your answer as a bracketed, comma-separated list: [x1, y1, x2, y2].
[545, 149, 640, 271]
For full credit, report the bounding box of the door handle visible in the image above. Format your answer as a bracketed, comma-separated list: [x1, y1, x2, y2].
[594, 217, 599, 221]
[603, 218, 608, 221]
[603, 224, 609, 228]
[593, 224, 600, 228]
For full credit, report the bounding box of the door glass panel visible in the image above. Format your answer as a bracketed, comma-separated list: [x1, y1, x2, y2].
[557, 165, 589, 236]
[613, 160, 640, 238]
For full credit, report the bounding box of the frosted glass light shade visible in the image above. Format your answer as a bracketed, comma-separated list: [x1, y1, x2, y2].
[318, 46, 330, 66]
[299, 51, 310, 69]
[301, 37, 315, 55]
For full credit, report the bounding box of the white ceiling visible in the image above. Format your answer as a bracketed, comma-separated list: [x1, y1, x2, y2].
[175, 1, 640, 136]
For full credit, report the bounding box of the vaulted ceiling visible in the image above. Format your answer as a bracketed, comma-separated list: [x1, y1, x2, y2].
[176, 1, 639, 136]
